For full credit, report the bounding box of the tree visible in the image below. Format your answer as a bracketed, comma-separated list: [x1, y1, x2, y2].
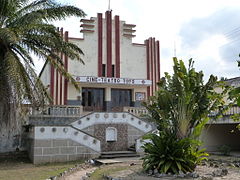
[228, 57, 240, 126]
[142, 57, 226, 174]
[0, 0, 85, 152]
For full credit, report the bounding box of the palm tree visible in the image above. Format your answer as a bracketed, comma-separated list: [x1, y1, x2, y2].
[0, 0, 85, 152]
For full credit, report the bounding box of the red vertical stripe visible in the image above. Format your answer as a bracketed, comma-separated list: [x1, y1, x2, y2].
[50, 64, 55, 104]
[115, 15, 120, 78]
[153, 38, 157, 92]
[64, 31, 69, 105]
[97, 13, 103, 77]
[156, 41, 160, 83]
[146, 40, 150, 98]
[60, 28, 63, 105]
[150, 38, 154, 96]
[106, 11, 112, 77]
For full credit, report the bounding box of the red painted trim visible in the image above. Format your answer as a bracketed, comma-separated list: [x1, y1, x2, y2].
[80, 29, 94, 33]
[150, 38, 154, 96]
[132, 43, 146, 46]
[156, 41, 160, 83]
[123, 34, 136, 37]
[98, 13, 103, 77]
[55, 68, 59, 105]
[146, 40, 150, 98]
[106, 11, 112, 77]
[115, 15, 120, 78]
[123, 29, 136, 32]
[50, 64, 55, 104]
[64, 31, 69, 105]
[60, 28, 64, 105]
[123, 23, 136, 27]
[80, 24, 94, 28]
[68, 37, 84, 40]
[80, 19, 94, 23]
[153, 38, 157, 92]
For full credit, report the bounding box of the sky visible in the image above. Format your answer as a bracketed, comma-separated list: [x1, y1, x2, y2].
[36, 0, 240, 81]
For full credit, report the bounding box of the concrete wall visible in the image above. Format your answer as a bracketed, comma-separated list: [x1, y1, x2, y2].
[27, 126, 101, 164]
[128, 125, 145, 147]
[81, 124, 146, 151]
[30, 138, 99, 164]
[71, 112, 153, 134]
[94, 124, 128, 151]
[201, 124, 240, 151]
[75, 112, 153, 151]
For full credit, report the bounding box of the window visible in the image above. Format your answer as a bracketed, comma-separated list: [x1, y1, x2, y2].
[102, 64, 106, 77]
[112, 65, 115, 77]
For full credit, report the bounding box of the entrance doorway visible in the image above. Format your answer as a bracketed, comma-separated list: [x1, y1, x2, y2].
[111, 89, 132, 111]
[82, 88, 105, 111]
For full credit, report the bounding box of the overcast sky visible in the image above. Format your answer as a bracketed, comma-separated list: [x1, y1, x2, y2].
[36, 0, 240, 81]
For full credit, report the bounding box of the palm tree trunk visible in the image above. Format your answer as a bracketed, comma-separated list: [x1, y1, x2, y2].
[0, 51, 22, 152]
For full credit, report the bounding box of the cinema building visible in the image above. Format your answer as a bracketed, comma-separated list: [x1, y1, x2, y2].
[26, 10, 160, 164]
[40, 11, 160, 111]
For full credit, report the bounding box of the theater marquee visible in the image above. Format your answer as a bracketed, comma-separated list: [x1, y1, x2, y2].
[75, 76, 152, 86]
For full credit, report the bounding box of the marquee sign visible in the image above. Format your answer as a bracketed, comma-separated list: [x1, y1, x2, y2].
[74, 76, 152, 86]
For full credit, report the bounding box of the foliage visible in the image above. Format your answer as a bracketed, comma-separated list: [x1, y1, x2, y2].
[142, 132, 208, 173]
[0, 0, 86, 123]
[228, 57, 240, 126]
[142, 57, 226, 174]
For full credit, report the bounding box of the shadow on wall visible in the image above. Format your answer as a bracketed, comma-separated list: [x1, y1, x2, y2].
[201, 124, 240, 152]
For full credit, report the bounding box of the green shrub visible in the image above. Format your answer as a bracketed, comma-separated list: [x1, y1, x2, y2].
[142, 58, 226, 174]
[142, 132, 208, 174]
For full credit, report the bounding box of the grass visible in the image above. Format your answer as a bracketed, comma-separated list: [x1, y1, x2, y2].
[89, 161, 142, 180]
[0, 151, 84, 180]
[89, 165, 128, 180]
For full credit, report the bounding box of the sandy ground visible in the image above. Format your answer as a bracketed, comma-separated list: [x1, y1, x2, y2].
[63, 167, 97, 180]
[62, 156, 240, 180]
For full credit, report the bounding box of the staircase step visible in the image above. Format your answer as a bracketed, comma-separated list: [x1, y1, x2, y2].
[100, 151, 139, 159]
[101, 151, 136, 155]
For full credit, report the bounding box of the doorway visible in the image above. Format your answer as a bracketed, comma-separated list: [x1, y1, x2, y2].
[111, 89, 132, 111]
[82, 88, 105, 111]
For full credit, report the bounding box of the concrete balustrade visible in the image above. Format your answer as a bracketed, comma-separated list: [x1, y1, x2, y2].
[71, 112, 153, 133]
[123, 106, 148, 116]
[34, 126, 100, 152]
[28, 105, 83, 116]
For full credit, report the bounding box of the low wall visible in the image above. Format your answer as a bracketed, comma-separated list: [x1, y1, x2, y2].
[30, 138, 99, 164]
[28, 126, 100, 164]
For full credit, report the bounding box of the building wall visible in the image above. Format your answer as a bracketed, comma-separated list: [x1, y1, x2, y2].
[201, 124, 240, 151]
[39, 11, 160, 106]
[81, 123, 145, 152]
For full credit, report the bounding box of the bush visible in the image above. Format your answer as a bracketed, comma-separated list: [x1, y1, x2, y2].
[142, 58, 226, 174]
[142, 132, 208, 174]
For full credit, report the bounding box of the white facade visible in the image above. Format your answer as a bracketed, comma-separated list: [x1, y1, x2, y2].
[40, 10, 160, 112]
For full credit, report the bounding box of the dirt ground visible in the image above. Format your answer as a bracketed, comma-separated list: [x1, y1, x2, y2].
[64, 155, 240, 180]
